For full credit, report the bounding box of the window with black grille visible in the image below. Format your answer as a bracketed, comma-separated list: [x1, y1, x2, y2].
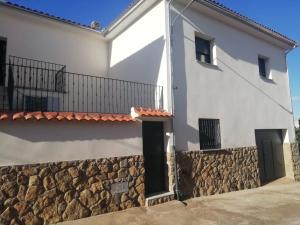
[199, 119, 221, 150]
[195, 36, 211, 64]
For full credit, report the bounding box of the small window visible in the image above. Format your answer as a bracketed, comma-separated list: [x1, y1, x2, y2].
[195, 36, 211, 64]
[25, 96, 48, 112]
[258, 56, 269, 78]
[55, 66, 66, 93]
[199, 119, 221, 149]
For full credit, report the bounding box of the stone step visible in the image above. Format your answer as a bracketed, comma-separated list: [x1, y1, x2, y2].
[145, 191, 175, 207]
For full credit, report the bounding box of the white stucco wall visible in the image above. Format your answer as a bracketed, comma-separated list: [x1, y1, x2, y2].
[0, 121, 142, 166]
[109, 1, 169, 111]
[171, 2, 295, 151]
[0, 5, 108, 76]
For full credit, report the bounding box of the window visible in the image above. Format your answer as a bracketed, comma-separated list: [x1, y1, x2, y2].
[55, 66, 66, 93]
[258, 56, 270, 78]
[195, 36, 211, 64]
[25, 96, 48, 112]
[199, 119, 221, 149]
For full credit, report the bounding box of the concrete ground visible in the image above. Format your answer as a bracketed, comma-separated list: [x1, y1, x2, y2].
[56, 179, 300, 225]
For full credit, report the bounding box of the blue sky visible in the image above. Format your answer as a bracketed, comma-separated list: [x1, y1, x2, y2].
[8, 0, 300, 119]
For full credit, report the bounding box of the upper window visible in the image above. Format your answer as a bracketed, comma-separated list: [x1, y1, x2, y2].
[199, 119, 221, 150]
[195, 36, 211, 64]
[258, 56, 270, 78]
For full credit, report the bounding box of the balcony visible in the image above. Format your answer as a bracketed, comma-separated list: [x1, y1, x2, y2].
[0, 56, 164, 115]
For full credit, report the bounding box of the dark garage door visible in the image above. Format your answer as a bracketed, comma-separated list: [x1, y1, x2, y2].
[255, 130, 286, 184]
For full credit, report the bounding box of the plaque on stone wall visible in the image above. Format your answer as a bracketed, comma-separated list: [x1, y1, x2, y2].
[111, 181, 129, 194]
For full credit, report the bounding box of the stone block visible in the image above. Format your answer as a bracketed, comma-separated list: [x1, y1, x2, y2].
[0, 155, 144, 224]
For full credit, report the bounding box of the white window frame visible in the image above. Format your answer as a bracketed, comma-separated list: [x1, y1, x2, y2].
[258, 55, 272, 80]
[195, 32, 217, 66]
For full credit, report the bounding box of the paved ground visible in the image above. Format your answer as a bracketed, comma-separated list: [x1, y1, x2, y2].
[56, 179, 300, 225]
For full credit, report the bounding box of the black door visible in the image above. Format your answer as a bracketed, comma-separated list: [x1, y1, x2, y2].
[0, 39, 7, 86]
[143, 121, 165, 196]
[255, 130, 285, 184]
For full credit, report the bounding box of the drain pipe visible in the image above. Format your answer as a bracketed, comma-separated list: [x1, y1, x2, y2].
[166, 0, 180, 201]
[167, 0, 195, 201]
[285, 44, 298, 142]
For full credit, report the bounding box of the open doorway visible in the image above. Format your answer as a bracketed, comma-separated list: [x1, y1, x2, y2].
[255, 129, 286, 184]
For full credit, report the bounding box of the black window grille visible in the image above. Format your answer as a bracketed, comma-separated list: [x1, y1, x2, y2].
[258, 57, 267, 77]
[195, 36, 211, 64]
[199, 119, 221, 150]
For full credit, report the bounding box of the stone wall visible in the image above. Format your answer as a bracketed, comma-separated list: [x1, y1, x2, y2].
[176, 147, 260, 199]
[0, 155, 144, 225]
[291, 143, 300, 181]
[165, 152, 175, 192]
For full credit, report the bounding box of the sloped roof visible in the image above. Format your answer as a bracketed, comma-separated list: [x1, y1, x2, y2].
[0, 0, 297, 47]
[1, 1, 100, 33]
[105, 0, 297, 47]
[196, 0, 297, 47]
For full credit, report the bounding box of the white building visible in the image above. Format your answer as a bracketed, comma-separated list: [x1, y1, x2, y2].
[0, 0, 299, 224]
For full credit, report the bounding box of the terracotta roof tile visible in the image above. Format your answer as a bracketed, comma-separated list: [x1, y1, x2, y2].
[44, 112, 58, 120]
[12, 112, 24, 120]
[0, 108, 169, 122]
[0, 113, 9, 120]
[0, 112, 135, 122]
[132, 107, 172, 118]
[24, 112, 45, 120]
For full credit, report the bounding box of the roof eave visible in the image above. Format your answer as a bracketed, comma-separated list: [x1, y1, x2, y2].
[196, 0, 298, 49]
[103, 0, 146, 37]
[0, 1, 105, 37]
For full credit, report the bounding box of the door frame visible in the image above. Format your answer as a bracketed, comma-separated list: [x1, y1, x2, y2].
[142, 120, 166, 196]
[0, 36, 7, 86]
[255, 129, 285, 184]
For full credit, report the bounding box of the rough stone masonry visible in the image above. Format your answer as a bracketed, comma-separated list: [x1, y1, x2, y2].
[291, 143, 300, 181]
[0, 155, 145, 225]
[176, 147, 261, 199]
[0, 144, 299, 224]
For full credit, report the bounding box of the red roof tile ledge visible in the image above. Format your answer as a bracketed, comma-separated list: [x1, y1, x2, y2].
[0, 108, 172, 123]
[131, 107, 172, 118]
[0, 112, 135, 122]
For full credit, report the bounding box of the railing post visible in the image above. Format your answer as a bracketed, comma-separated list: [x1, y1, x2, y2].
[160, 86, 164, 110]
[7, 61, 14, 112]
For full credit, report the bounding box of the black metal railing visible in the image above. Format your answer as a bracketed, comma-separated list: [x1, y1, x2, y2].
[0, 57, 163, 114]
[9, 56, 66, 71]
